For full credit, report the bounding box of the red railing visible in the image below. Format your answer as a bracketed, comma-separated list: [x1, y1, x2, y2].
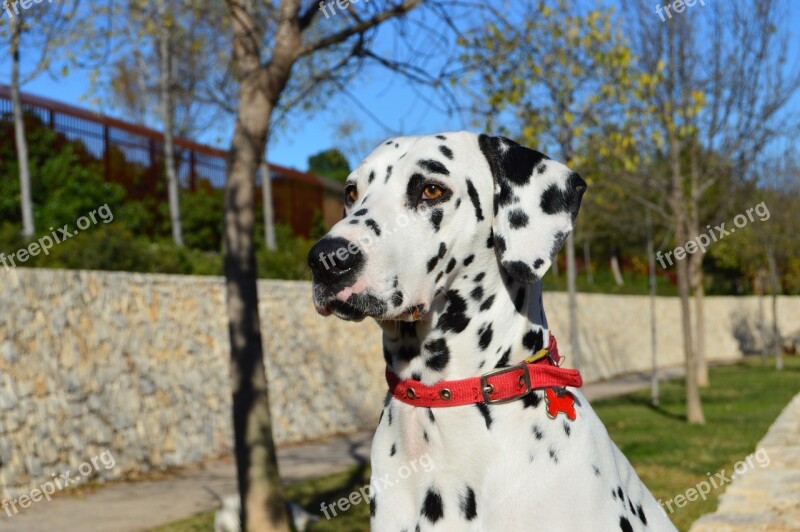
[0, 85, 343, 235]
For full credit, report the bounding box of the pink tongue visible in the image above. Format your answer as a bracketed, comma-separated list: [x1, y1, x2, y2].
[316, 304, 333, 316]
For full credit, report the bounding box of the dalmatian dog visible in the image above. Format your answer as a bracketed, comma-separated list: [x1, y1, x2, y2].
[308, 131, 675, 531]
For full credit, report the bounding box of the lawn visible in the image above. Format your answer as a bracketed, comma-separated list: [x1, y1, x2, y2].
[153, 356, 799, 532]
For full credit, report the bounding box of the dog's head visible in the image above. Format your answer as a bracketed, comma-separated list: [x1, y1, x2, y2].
[308, 132, 586, 321]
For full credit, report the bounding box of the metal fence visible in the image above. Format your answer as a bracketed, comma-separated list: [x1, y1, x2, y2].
[0, 85, 343, 235]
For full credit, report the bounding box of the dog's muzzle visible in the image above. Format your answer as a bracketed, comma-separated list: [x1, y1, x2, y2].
[307, 236, 364, 292]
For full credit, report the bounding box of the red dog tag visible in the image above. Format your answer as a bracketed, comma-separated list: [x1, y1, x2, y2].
[545, 388, 576, 421]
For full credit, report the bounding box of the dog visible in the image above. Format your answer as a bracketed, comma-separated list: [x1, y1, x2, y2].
[308, 131, 675, 531]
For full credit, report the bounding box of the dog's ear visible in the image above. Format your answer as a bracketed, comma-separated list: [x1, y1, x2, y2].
[479, 134, 587, 284]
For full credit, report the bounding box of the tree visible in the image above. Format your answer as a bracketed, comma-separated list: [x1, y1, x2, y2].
[308, 148, 351, 182]
[684, 0, 800, 385]
[103, 0, 230, 247]
[458, 0, 639, 369]
[0, 1, 82, 236]
[220, 1, 473, 528]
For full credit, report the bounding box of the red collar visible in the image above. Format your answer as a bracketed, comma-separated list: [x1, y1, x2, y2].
[386, 334, 582, 408]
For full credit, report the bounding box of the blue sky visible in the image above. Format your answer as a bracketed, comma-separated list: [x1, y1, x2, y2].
[2, 1, 799, 172]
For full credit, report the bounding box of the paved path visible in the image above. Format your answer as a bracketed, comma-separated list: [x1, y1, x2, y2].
[0, 366, 686, 532]
[691, 392, 800, 532]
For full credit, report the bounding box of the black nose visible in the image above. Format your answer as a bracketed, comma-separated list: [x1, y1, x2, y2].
[308, 237, 364, 289]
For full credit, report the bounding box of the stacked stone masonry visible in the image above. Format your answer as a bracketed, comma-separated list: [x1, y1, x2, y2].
[1, 268, 798, 500]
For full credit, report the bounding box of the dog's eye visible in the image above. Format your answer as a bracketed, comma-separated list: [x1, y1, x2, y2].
[422, 184, 446, 201]
[345, 184, 358, 206]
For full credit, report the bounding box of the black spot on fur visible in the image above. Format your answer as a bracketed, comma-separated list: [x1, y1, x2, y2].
[486, 232, 494, 248]
[505, 261, 539, 283]
[508, 209, 530, 229]
[354, 208, 368, 216]
[436, 290, 471, 333]
[563, 421, 571, 437]
[479, 295, 495, 312]
[411, 372, 422, 381]
[439, 145, 453, 160]
[397, 345, 420, 362]
[435, 271, 444, 282]
[534, 258, 545, 269]
[593, 465, 600, 476]
[418, 159, 450, 175]
[392, 291, 404, 307]
[426, 243, 447, 273]
[474, 272, 485, 282]
[385, 165, 393, 183]
[494, 235, 506, 254]
[435, 134, 447, 140]
[495, 181, 514, 215]
[549, 447, 558, 463]
[368, 170, 375, 183]
[532, 424, 544, 439]
[478, 323, 493, 350]
[637, 505, 647, 525]
[427, 408, 435, 423]
[478, 134, 549, 187]
[476, 403, 492, 429]
[390, 443, 396, 456]
[423, 431, 429, 442]
[406, 173, 427, 208]
[540, 172, 587, 221]
[470, 286, 484, 301]
[430, 208, 444, 232]
[370, 495, 376, 517]
[628, 498, 636, 514]
[617, 487, 624, 500]
[460, 487, 477, 521]
[365, 219, 381, 236]
[421, 489, 444, 523]
[522, 329, 544, 352]
[514, 287, 526, 313]
[349, 219, 359, 225]
[619, 516, 633, 532]
[463, 254, 475, 266]
[465, 179, 484, 221]
[424, 339, 450, 371]
[495, 347, 511, 367]
[537, 162, 547, 174]
[525, 392, 543, 409]
[445, 258, 456, 273]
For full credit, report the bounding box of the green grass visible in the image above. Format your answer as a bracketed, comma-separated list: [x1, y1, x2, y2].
[541, 266, 679, 296]
[153, 356, 799, 532]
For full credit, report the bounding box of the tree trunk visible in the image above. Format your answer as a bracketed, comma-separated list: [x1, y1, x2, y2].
[10, 14, 35, 237]
[157, 0, 185, 247]
[261, 160, 277, 251]
[566, 232, 580, 368]
[610, 255, 624, 286]
[225, 0, 294, 529]
[669, 135, 705, 424]
[688, 143, 708, 386]
[583, 238, 593, 285]
[767, 247, 782, 370]
[647, 209, 659, 406]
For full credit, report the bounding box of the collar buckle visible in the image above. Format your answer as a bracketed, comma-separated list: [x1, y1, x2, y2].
[480, 362, 532, 405]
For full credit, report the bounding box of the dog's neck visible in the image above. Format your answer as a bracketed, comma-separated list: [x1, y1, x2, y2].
[379, 266, 550, 383]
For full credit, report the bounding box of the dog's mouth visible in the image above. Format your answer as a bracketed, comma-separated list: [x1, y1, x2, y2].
[313, 291, 387, 321]
[313, 288, 426, 322]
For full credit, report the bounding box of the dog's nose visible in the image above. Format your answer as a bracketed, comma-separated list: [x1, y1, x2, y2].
[308, 237, 364, 288]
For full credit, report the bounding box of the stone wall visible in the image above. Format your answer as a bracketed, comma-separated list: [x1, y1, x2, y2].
[1, 268, 799, 499]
